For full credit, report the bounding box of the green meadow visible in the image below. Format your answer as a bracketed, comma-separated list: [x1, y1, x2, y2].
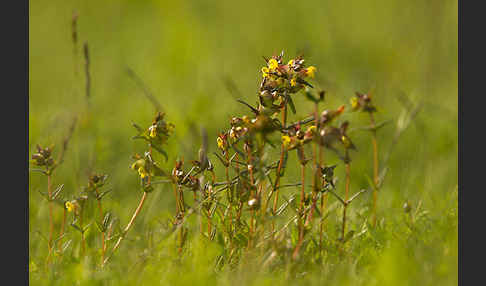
[29, 0, 457, 285]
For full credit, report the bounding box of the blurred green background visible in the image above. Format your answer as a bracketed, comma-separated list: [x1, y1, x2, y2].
[29, 0, 457, 285]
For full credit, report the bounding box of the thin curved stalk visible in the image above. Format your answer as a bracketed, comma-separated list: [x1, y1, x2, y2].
[102, 191, 148, 267]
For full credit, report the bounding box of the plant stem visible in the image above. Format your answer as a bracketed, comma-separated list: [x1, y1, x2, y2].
[299, 164, 306, 233]
[207, 189, 212, 239]
[58, 208, 66, 252]
[43, 171, 56, 271]
[271, 104, 288, 231]
[103, 191, 148, 267]
[95, 188, 106, 265]
[47, 173, 54, 256]
[246, 140, 255, 248]
[369, 113, 379, 227]
[225, 151, 232, 203]
[178, 183, 186, 252]
[341, 150, 351, 241]
[80, 207, 86, 257]
[173, 183, 180, 214]
[292, 163, 306, 259]
[47, 174, 53, 240]
[223, 150, 235, 248]
[306, 102, 320, 227]
[234, 153, 242, 224]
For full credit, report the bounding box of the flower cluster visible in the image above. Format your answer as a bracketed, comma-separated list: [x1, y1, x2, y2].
[217, 132, 229, 152]
[228, 116, 250, 140]
[319, 105, 345, 126]
[131, 155, 149, 179]
[65, 200, 79, 213]
[87, 173, 108, 190]
[172, 159, 200, 191]
[31, 144, 54, 168]
[315, 106, 354, 150]
[147, 112, 175, 143]
[258, 53, 317, 119]
[350, 92, 376, 113]
[282, 125, 316, 150]
[260, 55, 316, 92]
[318, 121, 355, 152]
[130, 153, 166, 191]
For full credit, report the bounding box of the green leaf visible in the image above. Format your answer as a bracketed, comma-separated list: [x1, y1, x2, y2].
[374, 119, 392, 131]
[132, 135, 148, 141]
[236, 99, 258, 114]
[287, 95, 296, 114]
[37, 189, 49, 201]
[131, 122, 144, 133]
[305, 90, 318, 103]
[276, 195, 295, 216]
[30, 168, 47, 175]
[152, 164, 168, 177]
[61, 240, 72, 253]
[213, 152, 229, 167]
[95, 221, 105, 232]
[151, 144, 169, 161]
[103, 212, 112, 228]
[364, 173, 377, 190]
[210, 228, 217, 241]
[51, 184, 64, 200]
[82, 222, 92, 233]
[70, 223, 83, 233]
[98, 189, 113, 200]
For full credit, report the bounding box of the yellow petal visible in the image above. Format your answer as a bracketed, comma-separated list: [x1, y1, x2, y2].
[217, 137, 224, 149]
[268, 59, 278, 70]
[290, 77, 297, 87]
[306, 66, 316, 78]
[282, 135, 291, 147]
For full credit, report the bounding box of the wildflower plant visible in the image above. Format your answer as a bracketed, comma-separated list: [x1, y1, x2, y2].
[30, 51, 410, 274]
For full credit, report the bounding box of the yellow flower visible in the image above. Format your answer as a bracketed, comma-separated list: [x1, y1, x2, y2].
[242, 115, 250, 124]
[149, 125, 157, 138]
[290, 77, 297, 87]
[138, 167, 148, 179]
[282, 135, 291, 147]
[350, 97, 360, 111]
[307, 125, 316, 133]
[341, 135, 352, 148]
[287, 59, 294, 66]
[217, 137, 224, 150]
[261, 66, 270, 78]
[131, 162, 137, 170]
[65, 201, 75, 212]
[306, 66, 316, 78]
[268, 59, 278, 70]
